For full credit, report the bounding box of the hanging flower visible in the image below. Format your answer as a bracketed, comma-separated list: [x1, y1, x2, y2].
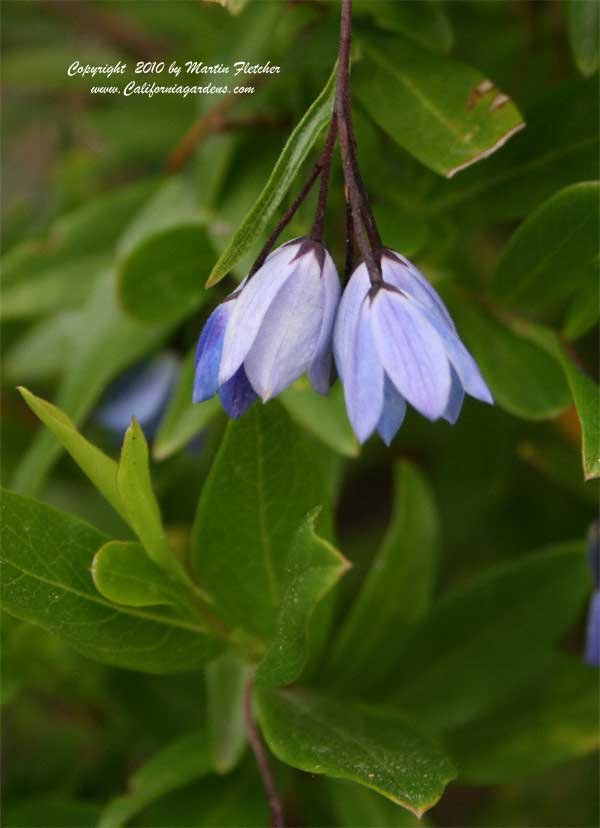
[334, 250, 493, 444]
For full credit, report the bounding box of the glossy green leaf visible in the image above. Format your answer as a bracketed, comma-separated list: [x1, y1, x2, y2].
[567, 0, 599, 76]
[280, 381, 359, 458]
[206, 651, 251, 774]
[255, 508, 349, 688]
[387, 542, 589, 730]
[206, 65, 337, 286]
[327, 779, 424, 828]
[448, 298, 571, 420]
[91, 541, 178, 608]
[0, 490, 222, 673]
[153, 347, 222, 461]
[328, 462, 438, 691]
[257, 686, 456, 817]
[493, 182, 599, 310]
[448, 655, 600, 783]
[355, 0, 452, 53]
[117, 419, 175, 573]
[191, 404, 333, 642]
[355, 32, 524, 178]
[118, 224, 214, 324]
[11, 271, 173, 496]
[17, 387, 125, 520]
[97, 730, 211, 828]
[513, 321, 600, 479]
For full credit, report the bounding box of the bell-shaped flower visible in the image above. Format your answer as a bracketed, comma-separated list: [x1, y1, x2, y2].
[334, 249, 493, 444]
[193, 238, 340, 417]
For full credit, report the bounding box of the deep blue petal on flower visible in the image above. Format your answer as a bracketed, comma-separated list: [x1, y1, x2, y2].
[377, 375, 407, 445]
[585, 590, 600, 667]
[382, 251, 456, 333]
[443, 366, 465, 424]
[244, 248, 325, 400]
[218, 365, 258, 419]
[371, 289, 452, 421]
[309, 250, 341, 395]
[219, 241, 303, 385]
[95, 353, 179, 439]
[193, 303, 231, 404]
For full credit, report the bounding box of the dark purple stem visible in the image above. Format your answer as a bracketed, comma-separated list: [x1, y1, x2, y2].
[310, 113, 338, 241]
[244, 680, 285, 828]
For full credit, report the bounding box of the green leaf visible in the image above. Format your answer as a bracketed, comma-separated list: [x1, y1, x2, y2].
[11, 271, 173, 496]
[447, 297, 571, 420]
[97, 730, 211, 828]
[4, 312, 79, 383]
[387, 542, 590, 731]
[512, 321, 600, 479]
[328, 462, 438, 692]
[153, 346, 222, 461]
[563, 274, 600, 340]
[0, 490, 222, 673]
[355, 32, 524, 178]
[17, 387, 125, 521]
[280, 381, 359, 458]
[448, 655, 600, 783]
[118, 224, 214, 324]
[256, 686, 456, 817]
[206, 65, 337, 286]
[255, 508, 349, 688]
[2, 797, 100, 828]
[327, 779, 424, 827]
[191, 403, 334, 642]
[567, 0, 599, 77]
[493, 182, 599, 311]
[205, 0, 251, 13]
[117, 419, 177, 574]
[91, 541, 179, 608]
[355, 0, 452, 53]
[206, 651, 251, 774]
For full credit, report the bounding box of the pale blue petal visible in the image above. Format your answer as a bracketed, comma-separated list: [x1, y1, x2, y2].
[244, 252, 324, 400]
[193, 303, 231, 403]
[412, 301, 494, 405]
[218, 365, 258, 419]
[382, 251, 456, 333]
[377, 375, 407, 445]
[585, 590, 600, 667]
[333, 263, 371, 384]
[308, 250, 341, 395]
[340, 299, 384, 444]
[371, 290, 451, 421]
[219, 241, 302, 385]
[443, 366, 465, 424]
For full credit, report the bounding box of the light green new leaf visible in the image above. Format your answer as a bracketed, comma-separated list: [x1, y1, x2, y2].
[118, 224, 214, 324]
[448, 655, 600, 783]
[255, 508, 350, 689]
[280, 381, 359, 458]
[206, 651, 251, 774]
[0, 490, 222, 673]
[493, 182, 599, 310]
[388, 542, 590, 731]
[117, 419, 174, 573]
[257, 686, 456, 817]
[17, 387, 125, 521]
[448, 297, 571, 420]
[327, 779, 424, 828]
[567, 0, 599, 77]
[355, 32, 524, 178]
[153, 346, 222, 461]
[92, 541, 179, 608]
[328, 462, 438, 691]
[97, 729, 211, 828]
[206, 65, 337, 286]
[11, 271, 173, 496]
[513, 321, 600, 479]
[355, 0, 452, 53]
[191, 404, 333, 642]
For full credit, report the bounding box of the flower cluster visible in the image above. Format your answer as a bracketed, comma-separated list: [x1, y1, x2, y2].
[193, 240, 492, 444]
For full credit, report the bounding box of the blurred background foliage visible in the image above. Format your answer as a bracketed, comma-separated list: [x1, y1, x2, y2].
[1, 1, 598, 826]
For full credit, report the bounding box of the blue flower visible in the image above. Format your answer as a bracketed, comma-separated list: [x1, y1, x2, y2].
[585, 520, 600, 667]
[194, 238, 340, 417]
[334, 250, 493, 444]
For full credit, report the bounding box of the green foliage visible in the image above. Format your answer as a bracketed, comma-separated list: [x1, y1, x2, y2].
[92, 541, 179, 608]
[206, 651, 251, 774]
